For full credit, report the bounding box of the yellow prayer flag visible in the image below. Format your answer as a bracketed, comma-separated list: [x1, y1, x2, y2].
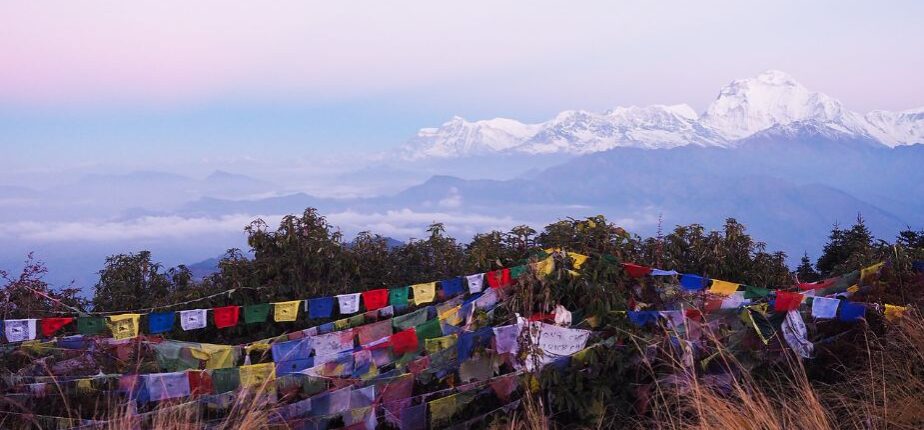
[429, 392, 474, 426]
[535, 257, 555, 276]
[333, 318, 350, 330]
[884, 304, 908, 322]
[543, 247, 561, 255]
[245, 341, 270, 355]
[273, 301, 301, 322]
[411, 282, 436, 306]
[438, 306, 462, 326]
[188, 344, 237, 369]
[239, 362, 276, 388]
[107, 314, 141, 340]
[860, 262, 884, 282]
[76, 379, 94, 393]
[425, 334, 458, 355]
[569, 253, 589, 269]
[708, 280, 740, 296]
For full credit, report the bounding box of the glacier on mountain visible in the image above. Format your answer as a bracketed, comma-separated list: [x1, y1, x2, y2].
[400, 70, 923, 159]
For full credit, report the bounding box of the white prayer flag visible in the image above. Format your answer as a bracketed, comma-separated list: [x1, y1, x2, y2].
[179, 309, 208, 331]
[811, 297, 840, 319]
[336, 293, 361, 314]
[466, 274, 484, 294]
[782, 310, 814, 358]
[3, 319, 37, 342]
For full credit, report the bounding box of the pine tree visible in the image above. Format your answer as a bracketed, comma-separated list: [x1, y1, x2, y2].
[795, 252, 820, 282]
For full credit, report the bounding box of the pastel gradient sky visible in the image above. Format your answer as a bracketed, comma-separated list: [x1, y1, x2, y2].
[2, 0, 922, 168]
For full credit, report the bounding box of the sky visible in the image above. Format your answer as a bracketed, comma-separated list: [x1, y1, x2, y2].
[2, 0, 923, 171]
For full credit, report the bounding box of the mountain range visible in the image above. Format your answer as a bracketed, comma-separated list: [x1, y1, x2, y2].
[400, 70, 923, 159]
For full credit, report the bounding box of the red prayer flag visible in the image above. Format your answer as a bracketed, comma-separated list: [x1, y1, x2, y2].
[212, 306, 240, 329]
[390, 328, 419, 354]
[703, 298, 723, 313]
[774, 291, 803, 312]
[40, 317, 74, 337]
[187, 370, 213, 397]
[623, 263, 653, 278]
[797, 278, 836, 291]
[527, 312, 555, 322]
[486, 268, 512, 289]
[362, 289, 389, 312]
[684, 309, 703, 322]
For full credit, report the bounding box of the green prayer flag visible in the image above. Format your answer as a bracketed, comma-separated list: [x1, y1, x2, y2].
[392, 307, 428, 331]
[347, 314, 366, 328]
[388, 287, 409, 307]
[211, 368, 241, 394]
[509, 265, 528, 279]
[415, 318, 443, 349]
[76, 317, 106, 335]
[243, 303, 271, 324]
[743, 285, 770, 300]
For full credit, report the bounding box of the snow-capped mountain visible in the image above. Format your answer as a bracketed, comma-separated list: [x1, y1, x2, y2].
[400, 70, 923, 159]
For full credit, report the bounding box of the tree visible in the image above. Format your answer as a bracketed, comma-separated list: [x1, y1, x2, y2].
[795, 252, 821, 283]
[1, 253, 86, 319]
[92, 251, 173, 311]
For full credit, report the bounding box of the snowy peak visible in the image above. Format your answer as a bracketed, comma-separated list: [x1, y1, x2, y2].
[701, 70, 866, 139]
[400, 71, 923, 159]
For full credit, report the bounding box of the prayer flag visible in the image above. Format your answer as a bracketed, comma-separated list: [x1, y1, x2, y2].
[744, 285, 771, 299]
[274, 301, 301, 322]
[708, 280, 739, 296]
[466, 274, 484, 294]
[429, 392, 475, 427]
[187, 370, 213, 397]
[509, 265, 528, 279]
[210, 368, 240, 393]
[392, 307, 429, 331]
[180, 309, 208, 331]
[312, 329, 355, 357]
[243, 303, 271, 324]
[486, 268, 512, 289]
[623, 263, 653, 278]
[774, 291, 803, 312]
[627, 311, 660, 327]
[148, 312, 175, 334]
[337, 293, 361, 314]
[108, 314, 141, 340]
[439, 277, 464, 299]
[459, 355, 494, 382]
[810, 297, 839, 319]
[425, 333, 457, 354]
[570, 253, 589, 269]
[272, 338, 313, 361]
[357, 319, 392, 345]
[142, 372, 190, 403]
[457, 327, 493, 362]
[535, 257, 554, 276]
[388, 287, 409, 307]
[39, 317, 73, 337]
[390, 328, 418, 354]
[860, 262, 884, 283]
[239, 362, 276, 389]
[680, 274, 709, 291]
[308, 297, 334, 319]
[651, 268, 679, 276]
[188, 344, 239, 369]
[4, 319, 37, 342]
[493, 323, 522, 354]
[275, 358, 314, 376]
[212, 306, 240, 329]
[77, 317, 105, 335]
[400, 402, 427, 430]
[347, 314, 365, 328]
[415, 318, 443, 347]
[361, 289, 388, 311]
[411, 282, 436, 305]
[839, 302, 866, 322]
[781, 310, 813, 358]
[884, 304, 908, 322]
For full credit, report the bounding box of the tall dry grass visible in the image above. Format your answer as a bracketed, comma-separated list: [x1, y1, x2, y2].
[634, 312, 924, 430]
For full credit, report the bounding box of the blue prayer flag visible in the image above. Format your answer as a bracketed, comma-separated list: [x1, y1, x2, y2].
[627, 311, 660, 327]
[271, 338, 313, 362]
[274, 358, 314, 376]
[839, 302, 866, 322]
[680, 274, 710, 291]
[148, 312, 175, 334]
[308, 297, 334, 319]
[457, 327, 494, 362]
[439, 276, 465, 299]
[318, 322, 335, 334]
